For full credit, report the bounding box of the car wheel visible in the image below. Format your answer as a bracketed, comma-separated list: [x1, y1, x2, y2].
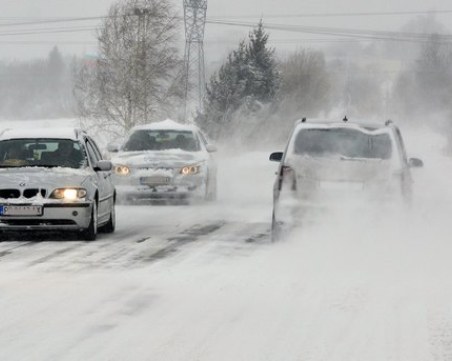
[80, 202, 98, 241]
[205, 176, 217, 201]
[271, 210, 282, 242]
[100, 201, 115, 233]
[401, 181, 413, 208]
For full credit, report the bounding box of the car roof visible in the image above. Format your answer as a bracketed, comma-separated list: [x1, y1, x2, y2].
[294, 117, 395, 132]
[0, 127, 84, 141]
[130, 119, 200, 133]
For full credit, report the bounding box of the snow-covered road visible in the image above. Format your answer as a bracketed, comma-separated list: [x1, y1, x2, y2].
[1, 127, 452, 360]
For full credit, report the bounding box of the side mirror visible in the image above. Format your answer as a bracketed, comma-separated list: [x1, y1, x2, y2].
[206, 144, 217, 153]
[269, 152, 283, 162]
[408, 157, 423, 168]
[94, 160, 112, 172]
[107, 143, 120, 153]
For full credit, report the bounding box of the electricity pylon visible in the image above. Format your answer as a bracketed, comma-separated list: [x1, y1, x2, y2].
[183, 0, 207, 121]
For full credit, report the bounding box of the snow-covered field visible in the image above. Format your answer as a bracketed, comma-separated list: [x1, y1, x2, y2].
[1, 120, 452, 360]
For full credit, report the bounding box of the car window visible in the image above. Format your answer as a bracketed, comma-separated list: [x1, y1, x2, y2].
[123, 130, 200, 152]
[0, 138, 86, 168]
[293, 128, 393, 159]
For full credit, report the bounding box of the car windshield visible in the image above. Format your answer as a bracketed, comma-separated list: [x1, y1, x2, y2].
[123, 130, 200, 152]
[293, 128, 393, 159]
[0, 139, 87, 168]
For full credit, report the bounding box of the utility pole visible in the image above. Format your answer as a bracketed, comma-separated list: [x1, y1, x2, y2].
[183, 0, 207, 122]
[134, 7, 149, 122]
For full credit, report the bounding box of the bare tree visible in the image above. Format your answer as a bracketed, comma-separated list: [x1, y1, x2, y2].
[74, 0, 183, 136]
[278, 49, 332, 119]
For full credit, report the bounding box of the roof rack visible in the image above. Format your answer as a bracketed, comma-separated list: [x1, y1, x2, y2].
[295, 117, 307, 125]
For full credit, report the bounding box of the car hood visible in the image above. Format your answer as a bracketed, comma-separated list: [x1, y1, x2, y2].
[111, 150, 206, 168]
[290, 155, 395, 183]
[0, 167, 90, 189]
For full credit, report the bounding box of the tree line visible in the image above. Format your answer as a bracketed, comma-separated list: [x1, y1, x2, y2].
[0, 46, 73, 120]
[2, 0, 452, 148]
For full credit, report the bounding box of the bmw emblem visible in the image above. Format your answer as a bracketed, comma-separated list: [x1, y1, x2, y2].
[19, 182, 26, 187]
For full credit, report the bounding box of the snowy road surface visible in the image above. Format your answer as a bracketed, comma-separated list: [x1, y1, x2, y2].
[1, 128, 452, 360]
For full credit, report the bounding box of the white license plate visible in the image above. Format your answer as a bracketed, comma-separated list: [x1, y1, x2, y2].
[320, 181, 363, 191]
[140, 176, 170, 185]
[0, 205, 43, 216]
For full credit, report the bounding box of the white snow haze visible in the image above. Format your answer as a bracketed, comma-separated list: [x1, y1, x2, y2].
[1, 0, 452, 360]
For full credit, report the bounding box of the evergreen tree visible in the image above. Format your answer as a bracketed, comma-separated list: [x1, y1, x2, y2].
[197, 21, 279, 139]
[246, 20, 279, 103]
[47, 46, 65, 83]
[197, 41, 249, 138]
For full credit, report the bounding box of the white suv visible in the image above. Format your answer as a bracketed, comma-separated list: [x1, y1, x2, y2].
[269, 117, 423, 240]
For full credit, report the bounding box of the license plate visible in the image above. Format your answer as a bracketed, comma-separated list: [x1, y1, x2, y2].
[140, 176, 170, 185]
[320, 181, 363, 191]
[0, 205, 43, 216]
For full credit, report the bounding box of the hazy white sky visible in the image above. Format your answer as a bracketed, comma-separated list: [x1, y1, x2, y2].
[1, 0, 452, 61]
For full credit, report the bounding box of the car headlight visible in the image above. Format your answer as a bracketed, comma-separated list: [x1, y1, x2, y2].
[50, 188, 87, 200]
[114, 164, 130, 176]
[180, 164, 201, 175]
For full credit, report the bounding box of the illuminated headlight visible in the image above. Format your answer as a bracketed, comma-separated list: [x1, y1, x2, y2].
[50, 188, 87, 200]
[114, 164, 130, 176]
[180, 164, 201, 175]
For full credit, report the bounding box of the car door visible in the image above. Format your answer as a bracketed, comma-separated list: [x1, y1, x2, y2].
[197, 130, 216, 179]
[84, 137, 114, 223]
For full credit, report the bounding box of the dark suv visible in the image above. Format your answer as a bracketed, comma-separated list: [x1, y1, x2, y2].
[269, 118, 423, 240]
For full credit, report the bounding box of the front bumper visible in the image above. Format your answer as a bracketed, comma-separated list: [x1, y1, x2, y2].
[113, 173, 206, 201]
[0, 202, 93, 231]
[115, 184, 205, 201]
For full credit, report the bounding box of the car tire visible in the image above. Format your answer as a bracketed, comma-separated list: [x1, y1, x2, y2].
[100, 201, 115, 233]
[271, 210, 282, 242]
[205, 176, 217, 201]
[80, 202, 98, 241]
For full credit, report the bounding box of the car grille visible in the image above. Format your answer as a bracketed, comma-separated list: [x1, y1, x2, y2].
[0, 188, 47, 199]
[0, 189, 20, 199]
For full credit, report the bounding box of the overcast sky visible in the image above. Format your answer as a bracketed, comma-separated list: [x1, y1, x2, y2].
[1, 0, 452, 62]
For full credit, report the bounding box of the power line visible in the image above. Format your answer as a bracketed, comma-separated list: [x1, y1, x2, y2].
[0, 7, 449, 29]
[0, 26, 97, 37]
[206, 19, 452, 43]
[0, 16, 108, 28]
[208, 9, 452, 19]
[0, 13, 450, 45]
[0, 40, 97, 45]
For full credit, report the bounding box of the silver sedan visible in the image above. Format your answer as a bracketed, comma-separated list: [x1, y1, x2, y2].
[0, 128, 116, 240]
